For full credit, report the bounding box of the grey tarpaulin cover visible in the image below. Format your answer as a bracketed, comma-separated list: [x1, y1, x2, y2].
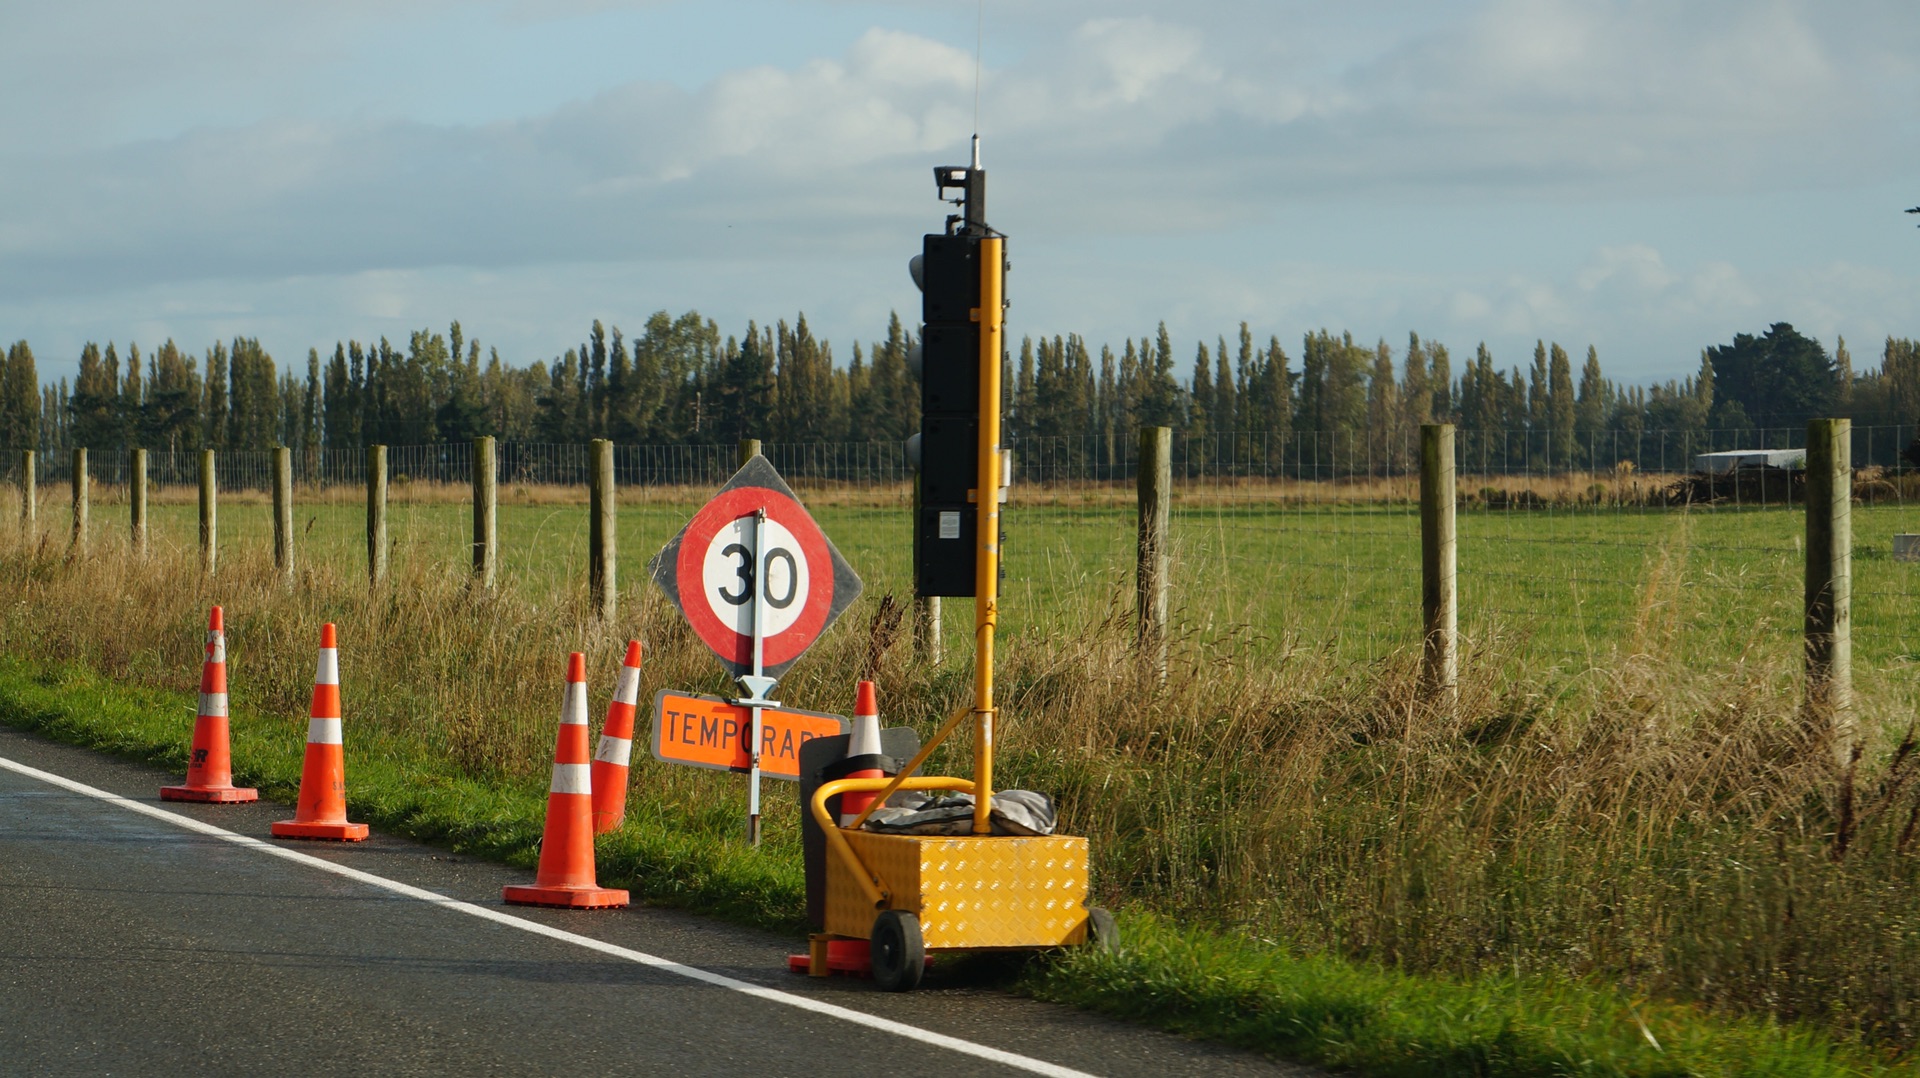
[862, 789, 1057, 836]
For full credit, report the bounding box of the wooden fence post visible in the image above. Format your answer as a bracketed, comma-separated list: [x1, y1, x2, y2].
[1421, 423, 1459, 714]
[367, 445, 388, 587]
[1137, 425, 1171, 679]
[130, 448, 148, 558]
[70, 447, 88, 553]
[20, 450, 34, 528]
[914, 595, 943, 664]
[738, 438, 761, 467]
[589, 438, 616, 620]
[1805, 418, 1852, 756]
[199, 449, 217, 576]
[472, 436, 496, 592]
[273, 446, 293, 581]
[912, 471, 942, 664]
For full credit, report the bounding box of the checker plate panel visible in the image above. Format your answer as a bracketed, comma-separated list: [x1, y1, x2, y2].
[824, 831, 1090, 949]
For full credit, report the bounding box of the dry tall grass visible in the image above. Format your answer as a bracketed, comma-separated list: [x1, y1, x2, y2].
[991, 619, 1920, 1045]
[1, 507, 1916, 1047]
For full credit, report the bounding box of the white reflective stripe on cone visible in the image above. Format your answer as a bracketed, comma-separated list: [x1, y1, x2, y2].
[612, 665, 641, 706]
[313, 648, 339, 686]
[550, 763, 591, 795]
[306, 717, 343, 745]
[559, 684, 589, 726]
[206, 637, 226, 663]
[198, 693, 228, 718]
[592, 735, 632, 767]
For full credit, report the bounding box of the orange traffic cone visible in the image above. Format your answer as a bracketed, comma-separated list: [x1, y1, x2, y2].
[272, 624, 369, 842]
[590, 640, 643, 834]
[788, 680, 888, 977]
[839, 680, 885, 827]
[161, 606, 258, 803]
[504, 653, 630, 909]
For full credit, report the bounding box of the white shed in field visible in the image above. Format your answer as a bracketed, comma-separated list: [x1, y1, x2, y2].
[1692, 449, 1806, 474]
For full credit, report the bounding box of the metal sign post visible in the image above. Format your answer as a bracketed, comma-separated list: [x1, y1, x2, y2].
[647, 454, 862, 846]
[735, 508, 781, 847]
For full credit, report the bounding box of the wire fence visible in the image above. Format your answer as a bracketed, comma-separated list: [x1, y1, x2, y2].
[10, 426, 1919, 686]
[16, 440, 936, 493]
[15, 423, 1916, 487]
[1023, 423, 1917, 687]
[1152, 425, 1918, 690]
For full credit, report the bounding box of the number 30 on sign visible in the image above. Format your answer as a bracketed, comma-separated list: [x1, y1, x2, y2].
[646, 454, 863, 680]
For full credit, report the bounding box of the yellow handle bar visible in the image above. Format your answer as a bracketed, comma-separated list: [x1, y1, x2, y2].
[810, 776, 976, 910]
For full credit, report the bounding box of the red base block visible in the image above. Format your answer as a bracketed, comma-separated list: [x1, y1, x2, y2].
[160, 785, 258, 803]
[787, 939, 887, 977]
[271, 820, 370, 841]
[502, 884, 630, 909]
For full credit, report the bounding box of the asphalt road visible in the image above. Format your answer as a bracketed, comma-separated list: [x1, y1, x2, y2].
[0, 725, 1315, 1077]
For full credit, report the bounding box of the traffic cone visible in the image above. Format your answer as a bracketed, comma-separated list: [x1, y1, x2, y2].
[161, 606, 258, 803]
[272, 624, 369, 841]
[839, 680, 885, 827]
[504, 653, 630, 909]
[786, 682, 893, 978]
[590, 640, 643, 834]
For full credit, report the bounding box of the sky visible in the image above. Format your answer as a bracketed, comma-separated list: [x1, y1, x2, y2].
[3, 0, 1917, 388]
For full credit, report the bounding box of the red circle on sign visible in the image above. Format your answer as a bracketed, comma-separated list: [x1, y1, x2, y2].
[675, 485, 835, 670]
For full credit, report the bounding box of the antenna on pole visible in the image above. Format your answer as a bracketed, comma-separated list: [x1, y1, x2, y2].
[932, 0, 990, 236]
[973, 0, 984, 138]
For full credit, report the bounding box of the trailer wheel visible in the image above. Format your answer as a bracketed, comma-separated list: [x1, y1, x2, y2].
[1085, 906, 1118, 953]
[870, 910, 925, 992]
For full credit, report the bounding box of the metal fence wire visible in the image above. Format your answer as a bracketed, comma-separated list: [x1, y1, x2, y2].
[8, 427, 1916, 687]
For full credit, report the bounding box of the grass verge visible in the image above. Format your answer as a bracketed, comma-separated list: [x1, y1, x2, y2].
[0, 655, 1903, 1078]
[0, 655, 806, 931]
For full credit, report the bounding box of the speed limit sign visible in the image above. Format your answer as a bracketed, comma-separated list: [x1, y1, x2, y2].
[647, 455, 863, 679]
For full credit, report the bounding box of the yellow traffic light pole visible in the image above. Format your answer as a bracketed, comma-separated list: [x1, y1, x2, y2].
[970, 235, 1003, 835]
[838, 233, 1006, 837]
[803, 198, 1099, 988]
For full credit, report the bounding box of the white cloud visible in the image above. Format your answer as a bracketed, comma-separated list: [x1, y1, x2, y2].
[1294, 0, 1917, 199]
[670, 29, 975, 173]
[11, 3, 1916, 286]
[2, 1, 1918, 383]
[1072, 17, 1211, 105]
[1682, 263, 1760, 316]
[1452, 291, 1494, 320]
[1577, 244, 1676, 294]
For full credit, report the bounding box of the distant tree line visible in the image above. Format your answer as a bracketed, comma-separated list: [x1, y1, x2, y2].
[3, 315, 1916, 475]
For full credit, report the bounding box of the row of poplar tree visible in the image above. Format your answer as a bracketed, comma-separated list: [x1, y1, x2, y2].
[3, 312, 1916, 475]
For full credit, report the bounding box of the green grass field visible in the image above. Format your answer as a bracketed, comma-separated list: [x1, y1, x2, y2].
[114, 484, 1920, 688]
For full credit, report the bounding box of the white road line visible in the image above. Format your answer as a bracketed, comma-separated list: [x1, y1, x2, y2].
[0, 752, 1100, 1078]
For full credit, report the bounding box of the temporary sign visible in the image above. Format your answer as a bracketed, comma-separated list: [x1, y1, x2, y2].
[650, 690, 847, 782]
[647, 455, 863, 680]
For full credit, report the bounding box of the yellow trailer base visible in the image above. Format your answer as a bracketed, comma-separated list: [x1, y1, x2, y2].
[823, 830, 1090, 949]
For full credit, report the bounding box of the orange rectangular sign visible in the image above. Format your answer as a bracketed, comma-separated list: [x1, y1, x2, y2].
[650, 690, 847, 781]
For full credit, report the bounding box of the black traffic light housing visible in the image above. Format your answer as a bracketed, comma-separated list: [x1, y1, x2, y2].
[912, 157, 1001, 597]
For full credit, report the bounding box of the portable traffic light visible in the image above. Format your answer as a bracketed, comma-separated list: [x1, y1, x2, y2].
[909, 151, 1004, 597]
